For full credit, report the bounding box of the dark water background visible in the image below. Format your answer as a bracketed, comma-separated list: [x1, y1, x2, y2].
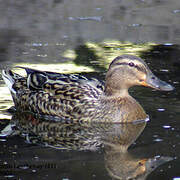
[0, 0, 180, 180]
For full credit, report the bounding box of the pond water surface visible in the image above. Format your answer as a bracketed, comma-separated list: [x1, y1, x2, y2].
[0, 1, 180, 180]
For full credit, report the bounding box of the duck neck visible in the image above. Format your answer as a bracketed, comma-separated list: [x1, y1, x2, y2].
[104, 85, 130, 98]
[104, 69, 131, 98]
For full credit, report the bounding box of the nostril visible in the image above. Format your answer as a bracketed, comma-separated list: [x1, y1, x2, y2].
[151, 76, 156, 80]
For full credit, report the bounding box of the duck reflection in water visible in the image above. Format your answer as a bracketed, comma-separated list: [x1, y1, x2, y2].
[2, 112, 172, 180]
[102, 119, 172, 180]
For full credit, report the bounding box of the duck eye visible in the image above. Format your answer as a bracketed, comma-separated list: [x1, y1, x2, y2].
[128, 62, 135, 67]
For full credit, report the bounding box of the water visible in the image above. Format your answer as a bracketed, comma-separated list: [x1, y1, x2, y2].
[0, 0, 180, 179]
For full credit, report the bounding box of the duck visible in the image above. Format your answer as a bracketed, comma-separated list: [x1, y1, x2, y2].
[2, 55, 174, 123]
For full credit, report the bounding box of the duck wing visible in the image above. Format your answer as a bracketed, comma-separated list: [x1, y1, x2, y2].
[16, 67, 104, 96]
[2, 67, 105, 120]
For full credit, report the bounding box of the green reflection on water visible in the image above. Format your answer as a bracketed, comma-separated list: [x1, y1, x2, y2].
[63, 40, 155, 71]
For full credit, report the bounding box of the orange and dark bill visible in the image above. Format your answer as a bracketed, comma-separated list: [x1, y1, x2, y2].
[141, 72, 174, 91]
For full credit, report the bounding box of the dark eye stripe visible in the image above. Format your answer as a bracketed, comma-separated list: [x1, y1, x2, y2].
[112, 62, 147, 73]
[114, 62, 128, 66]
[135, 65, 147, 73]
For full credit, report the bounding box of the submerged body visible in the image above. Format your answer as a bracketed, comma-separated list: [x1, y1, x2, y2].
[2, 55, 174, 123]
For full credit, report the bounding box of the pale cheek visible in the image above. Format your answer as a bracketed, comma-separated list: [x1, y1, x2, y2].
[142, 74, 146, 80]
[138, 73, 146, 83]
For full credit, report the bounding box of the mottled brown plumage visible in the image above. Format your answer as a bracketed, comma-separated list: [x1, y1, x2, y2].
[2, 55, 174, 123]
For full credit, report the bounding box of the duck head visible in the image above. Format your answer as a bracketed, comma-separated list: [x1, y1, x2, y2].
[105, 55, 174, 96]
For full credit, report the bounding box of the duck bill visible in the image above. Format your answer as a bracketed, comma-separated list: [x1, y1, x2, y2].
[141, 73, 174, 91]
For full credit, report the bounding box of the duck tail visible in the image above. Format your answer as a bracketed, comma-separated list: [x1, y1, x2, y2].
[1, 69, 16, 94]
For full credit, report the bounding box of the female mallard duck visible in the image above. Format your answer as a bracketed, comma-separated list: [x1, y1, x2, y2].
[2, 55, 174, 123]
